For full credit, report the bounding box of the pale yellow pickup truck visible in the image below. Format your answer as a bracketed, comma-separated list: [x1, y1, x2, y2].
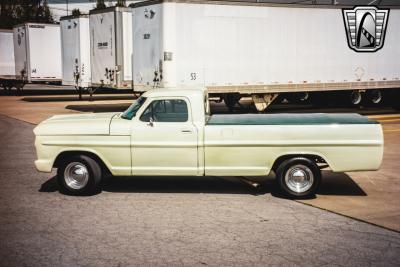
[34, 89, 384, 198]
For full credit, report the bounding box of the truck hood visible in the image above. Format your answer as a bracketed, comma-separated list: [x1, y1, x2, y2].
[33, 112, 119, 136]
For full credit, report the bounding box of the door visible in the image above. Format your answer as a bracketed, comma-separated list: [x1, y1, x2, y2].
[131, 98, 198, 176]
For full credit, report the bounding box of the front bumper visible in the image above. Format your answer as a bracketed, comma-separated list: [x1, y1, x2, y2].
[34, 159, 53, 173]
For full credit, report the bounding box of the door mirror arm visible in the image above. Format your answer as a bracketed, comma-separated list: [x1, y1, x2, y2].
[148, 117, 154, 127]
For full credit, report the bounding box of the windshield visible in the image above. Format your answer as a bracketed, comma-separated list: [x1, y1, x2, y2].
[121, 96, 147, 120]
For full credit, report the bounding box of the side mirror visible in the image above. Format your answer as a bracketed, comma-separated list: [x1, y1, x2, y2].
[148, 117, 154, 127]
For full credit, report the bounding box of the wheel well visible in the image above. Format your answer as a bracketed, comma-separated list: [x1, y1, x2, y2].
[53, 151, 111, 175]
[271, 154, 327, 172]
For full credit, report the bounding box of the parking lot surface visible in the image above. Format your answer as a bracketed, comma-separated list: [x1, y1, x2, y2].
[0, 114, 399, 266]
[1, 87, 400, 232]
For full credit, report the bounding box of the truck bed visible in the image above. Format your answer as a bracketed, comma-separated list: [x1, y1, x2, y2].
[207, 113, 378, 126]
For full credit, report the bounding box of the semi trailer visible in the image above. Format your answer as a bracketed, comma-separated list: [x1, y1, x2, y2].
[13, 23, 62, 84]
[0, 29, 15, 78]
[131, 0, 400, 111]
[60, 15, 91, 89]
[89, 6, 133, 90]
[0, 29, 24, 92]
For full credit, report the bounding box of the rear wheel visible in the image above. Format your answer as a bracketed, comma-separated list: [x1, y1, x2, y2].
[276, 157, 321, 198]
[57, 155, 102, 195]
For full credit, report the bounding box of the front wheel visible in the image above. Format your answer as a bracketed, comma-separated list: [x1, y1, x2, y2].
[276, 157, 321, 198]
[57, 155, 102, 195]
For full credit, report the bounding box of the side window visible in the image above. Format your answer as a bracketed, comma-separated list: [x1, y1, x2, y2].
[140, 99, 188, 122]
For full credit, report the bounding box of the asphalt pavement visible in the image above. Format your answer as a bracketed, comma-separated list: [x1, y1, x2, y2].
[0, 114, 399, 266]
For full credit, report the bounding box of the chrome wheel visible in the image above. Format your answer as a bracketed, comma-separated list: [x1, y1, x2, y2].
[284, 164, 314, 193]
[64, 162, 89, 190]
[298, 92, 310, 102]
[350, 90, 362, 105]
[370, 90, 382, 104]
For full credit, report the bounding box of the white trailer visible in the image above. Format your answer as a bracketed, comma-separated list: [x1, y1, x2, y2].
[89, 6, 133, 89]
[13, 23, 62, 83]
[132, 1, 400, 110]
[0, 29, 15, 77]
[60, 15, 91, 89]
[0, 29, 26, 92]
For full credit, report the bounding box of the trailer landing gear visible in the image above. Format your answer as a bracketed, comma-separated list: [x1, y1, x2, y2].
[223, 93, 241, 110]
[252, 94, 279, 112]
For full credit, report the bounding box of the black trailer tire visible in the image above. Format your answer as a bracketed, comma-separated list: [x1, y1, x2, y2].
[57, 155, 102, 195]
[388, 89, 400, 110]
[286, 92, 311, 105]
[276, 157, 321, 198]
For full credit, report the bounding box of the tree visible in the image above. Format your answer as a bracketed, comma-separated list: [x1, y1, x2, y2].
[116, 0, 126, 7]
[39, 0, 53, 23]
[72, 8, 81, 16]
[95, 0, 106, 9]
[0, 0, 54, 29]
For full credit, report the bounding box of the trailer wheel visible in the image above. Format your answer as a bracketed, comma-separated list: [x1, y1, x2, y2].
[4, 85, 12, 94]
[286, 92, 310, 105]
[349, 90, 363, 106]
[57, 155, 102, 195]
[389, 89, 400, 110]
[276, 157, 321, 198]
[365, 89, 383, 106]
[16, 86, 22, 95]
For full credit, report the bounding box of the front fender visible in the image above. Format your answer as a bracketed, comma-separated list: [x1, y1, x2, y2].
[34, 135, 131, 176]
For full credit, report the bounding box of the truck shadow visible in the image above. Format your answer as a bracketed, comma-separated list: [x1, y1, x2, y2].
[103, 176, 267, 195]
[39, 171, 366, 197]
[317, 171, 367, 196]
[39, 175, 270, 195]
